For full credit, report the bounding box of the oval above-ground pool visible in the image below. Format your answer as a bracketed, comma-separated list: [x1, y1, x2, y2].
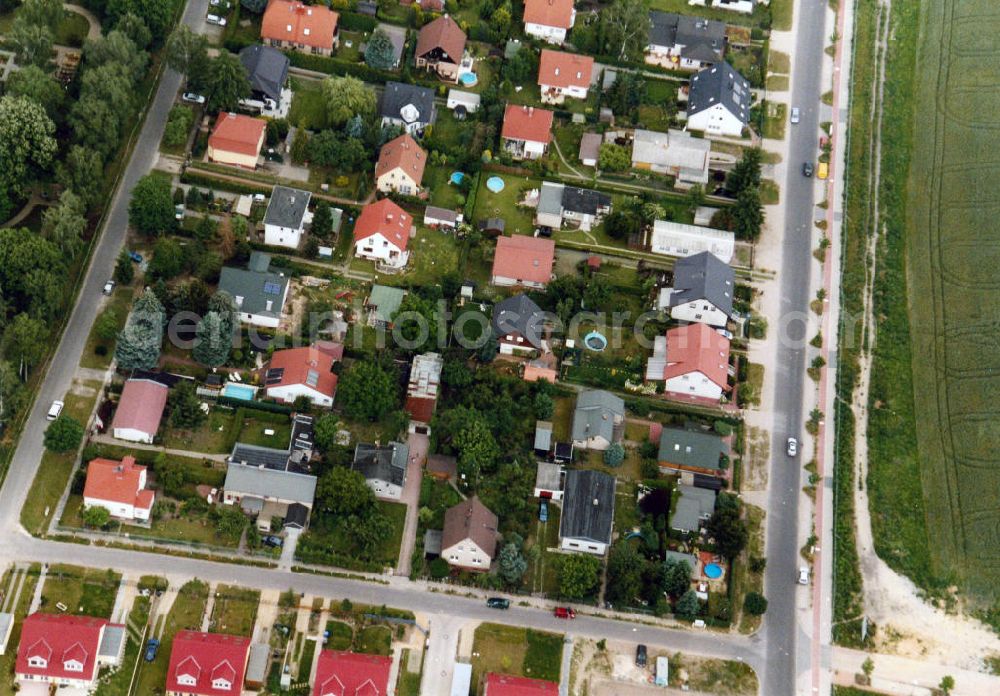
[459, 72, 478, 86]
[704, 563, 724, 580]
[450, 171, 466, 185]
[486, 176, 506, 193]
[584, 331, 608, 351]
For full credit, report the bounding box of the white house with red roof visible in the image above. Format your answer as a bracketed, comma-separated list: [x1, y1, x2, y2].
[491, 234, 556, 288]
[375, 133, 426, 195]
[262, 341, 342, 407]
[484, 672, 560, 696]
[208, 113, 267, 170]
[313, 650, 392, 696]
[261, 0, 339, 56]
[166, 631, 250, 696]
[16, 613, 124, 689]
[501, 104, 554, 160]
[538, 49, 593, 104]
[111, 378, 168, 444]
[353, 198, 414, 269]
[646, 323, 731, 400]
[83, 455, 155, 522]
[523, 0, 576, 45]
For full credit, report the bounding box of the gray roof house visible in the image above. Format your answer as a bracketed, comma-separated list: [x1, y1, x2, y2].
[559, 469, 615, 555]
[239, 45, 290, 103]
[380, 81, 437, 135]
[492, 293, 547, 352]
[366, 284, 407, 328]
[631, 129, 711, 186]
[657, 426, 730, 476]
[353, 441, 410, 499]
[534, 461, 564, 500]
[671, 484, 716, 533]
[534, 420, 553, 455]
[218, 252, 290, 328]
[534, 181, 612, 232]
[222, 462, 318, 531]
[647, 12, 726, 69]
[661, 251, 735, 326]
[571, 389, 625, 450]
[263, 186, 311, 248]
[686, 61, 751, 137]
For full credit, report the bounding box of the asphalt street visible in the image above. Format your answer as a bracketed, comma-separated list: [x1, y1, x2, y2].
[761, 0, 831, 694]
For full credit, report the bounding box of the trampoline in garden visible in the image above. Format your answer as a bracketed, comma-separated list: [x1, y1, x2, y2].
[486, 176, 506, 193]
[450, 171, 466, 185]
[459, 72, 478, 86]
[704, 563, 724, 580]
[584, 331, 608, 351]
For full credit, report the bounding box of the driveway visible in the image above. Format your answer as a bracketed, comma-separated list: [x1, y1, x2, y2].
[420, 613, 466, 696]
[395, 430, 429, 575]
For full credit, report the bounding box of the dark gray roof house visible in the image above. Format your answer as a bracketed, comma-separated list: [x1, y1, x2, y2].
[560, 469, 615, 550]
[571, 389, 625, 446]
[562, 186, 613, 216]
[657, 426, 730, 474]
[239, 45, 290, 103]
[687, 60, 751, 125]
[264, 186, 311, 230]
[671, 484, 716, 533]
[352, 441, 409, 487]
[229, 443, 292, 471]
[492, 293, 546, 351]
[380, 81, 437, 131]
[648, 12, 726, 64]
[668, 251, 735, 316]
[218, 252, 289, 324]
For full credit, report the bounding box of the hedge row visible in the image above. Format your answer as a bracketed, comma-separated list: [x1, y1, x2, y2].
[340, 11, 379, 33]
[180, 170, 272, 196]
[217, 395, 293, 414]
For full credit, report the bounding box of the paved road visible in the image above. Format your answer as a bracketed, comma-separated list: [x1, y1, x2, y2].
[761, 0, 831, 694]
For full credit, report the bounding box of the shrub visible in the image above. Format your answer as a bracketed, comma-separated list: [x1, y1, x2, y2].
[743, 591, 768, 616]
[429, 557, 450, 579]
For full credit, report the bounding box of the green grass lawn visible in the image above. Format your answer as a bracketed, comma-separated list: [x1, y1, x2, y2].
[0, 565, 41, 696]
[289, 78, 327, 129]
[472, 174, 539, 237]
[159, 406, 242, 454]
[469, 624, 562, 693]
[297, 500, 407, 570]
[762, 102, 788, 140]
[398, 226, 462, 286]
[525, 505, 562, 596]
[424, 164, 467, 209]
[131, 580, 208, 696]
[396, 649, 423, 696]
[94, 596, 150, 696]
[356, 625, 392, 656]
[55, 10, 92, 47]
[735, 504, 765, 633]
[209, 585, 260, 636]
[235, 409, 293, 448]
[40, 564, 121, 618]
[325, 620, 353, 650]
[297, 637, 318, 681]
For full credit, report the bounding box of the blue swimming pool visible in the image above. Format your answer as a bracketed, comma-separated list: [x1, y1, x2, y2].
[450, 171, 466, 185]
[486, 176, 505, 193]
[222, 383, 257, 401]
[459, 72, 478, 86]
[584, 331, 608, 352]
[704, 563, 723, 579]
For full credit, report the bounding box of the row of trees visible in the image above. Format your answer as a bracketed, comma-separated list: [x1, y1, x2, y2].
[714, 148, 765, 241]
[164, 25, 251, 112]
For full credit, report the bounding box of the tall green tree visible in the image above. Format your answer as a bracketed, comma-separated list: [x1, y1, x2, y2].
[207, 292, 238, 343]
[8, 312, 47, 379]
[129, 173, 176, 235]
[18, 0, 64, 28]
[115, 288, 164, 370]
[599, 0, 649, 61]
[41, 190, 87, 256]
[114, 249, 135, 285]
[44, 415, 85, 452]
[83, 30, 147, 82]
[0, 361, 23, 428]
[321, 75, 375, 128]
[559, 553, 601, 600]
[106, 0, 176, 39]
[675, 589, 701, 619]
[10, 22, 53, 68]
[316, 467, 376, 516]
[57, 146, 105, 208]
[148, 237, 185, 279]
[164, 23, 210, 87]
[605, 542, 644, 605]
[706, 493, 748, 558]
[193, 312, 231, 368]
[364, 28, 397, 70]
[114, 12, 152, 49]
[311, 202, 334, 238]
[5, 65, 64, 120]
[733, 187, 764, 241]
[497, 542, 528, 586]
[661, 557, 692, 597]
[336, 361, 398, 421]
[168, 379, 205, 428]
[727, 147, 763, 195]
[205, 52, 251, 112]
[0, 95, 57, 198]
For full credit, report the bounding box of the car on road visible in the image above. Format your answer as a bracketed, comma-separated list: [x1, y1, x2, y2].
[554, 607, 575, 619]
[786, 437, 798, 457]
[128, 251, 143, 263]
[209, 0, 231, 7]
[182, 92, 205, 104]
[486, 597, 510, 610]
[262, 535, 283, 548]
[144, 638, 160, 662]
[635, 644, 647, 667]
[103, 279, 116, 295]
[798, 567, 810, 585]
[206, 13, 227, 26]
[47, 400, 64, 421]
[802, 162, 814, 177]
[538, 500, 548, 522]
[790, 107, 800, 124]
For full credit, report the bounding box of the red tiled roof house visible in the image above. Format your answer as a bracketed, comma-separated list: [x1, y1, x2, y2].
[208, 113, 267, 169]
[313, 650, 391, 696]
[523, 0, 576, 45]
[441, 496, 498, 571]
[501, 104, 554, 160]
[16, 614, 125, 689]
[166, 631, 250, 696]
[353, 198, 414, 270]
[262, 0, 339, 56]
[491, 234, 555, 288]
[415, 14, 467, 82]
[111, 378, 168, 444]
[645, 323, 731, 401]
[375, 133, 426, 196]
[538, 49, 593, 104]
[484, 672, 560, 696]
[262, 342, 342, 408]
[83, 455, 155, 522]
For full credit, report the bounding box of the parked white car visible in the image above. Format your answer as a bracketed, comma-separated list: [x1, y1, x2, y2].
[790, 106, 801, 124]
[47, 400, 64, 421]
[182, 92, 206, 104]
[786, 437, 798, 457]
[798, 567, 810, 585]
[206, 13, 227, 26]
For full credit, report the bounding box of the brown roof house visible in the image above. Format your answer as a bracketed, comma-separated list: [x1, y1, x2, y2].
[415, 15, 467, 83]
[441, 496, 498, 572]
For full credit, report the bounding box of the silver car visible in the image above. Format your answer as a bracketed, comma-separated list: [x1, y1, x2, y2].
[786, 437, 798, 457]
[798, 567, 810, 585]
[791, 106, 801, 124]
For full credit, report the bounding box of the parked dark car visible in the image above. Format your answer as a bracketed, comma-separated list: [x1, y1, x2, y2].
[262, 535, 283, 548]
[486, 597, 510, 610]
[803, 162, 814, 177]
[144, 638, 160, 662]
[539, 500, 548, 523]
[635, 644, 647, 667]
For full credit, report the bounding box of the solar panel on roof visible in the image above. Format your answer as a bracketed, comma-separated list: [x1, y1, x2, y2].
[263, 281, 283, 295]
[305, 369, 319, 387]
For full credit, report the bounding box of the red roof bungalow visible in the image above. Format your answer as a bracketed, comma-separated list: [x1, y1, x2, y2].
[111, 377, 168, 444]
[353, 198, 414, 270]
[313, 650, 392, 696]
[415, 14, 467, 82]
[262, 341, 342, 408]
[491, 234, 556, 288]
[262, 0, 339, 56]
[523, 0, 576, 45]
[208, 113, 267, 169]
[83, 455, 155, 522]
[501, 104, 554, 160]
[16, 614, 123, 689]
[483, 673, 560, 696]
[166, 631, 251, 696]
[374, 133, 426, 195]
[538, 50, 594, 104]
[646, 323, 731, 401]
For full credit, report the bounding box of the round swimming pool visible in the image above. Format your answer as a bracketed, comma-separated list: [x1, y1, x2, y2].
[704, 563, 723, 580]
[450, 171, 466, 185]
[583, 331, 608, 352]
[486, 176, 506, 193]
[459, 72, 478, 86]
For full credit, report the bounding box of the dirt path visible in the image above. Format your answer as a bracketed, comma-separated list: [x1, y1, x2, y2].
[848, 0, 1000, 669]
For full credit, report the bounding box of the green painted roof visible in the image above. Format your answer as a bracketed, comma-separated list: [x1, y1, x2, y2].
[368, 284, 406, 324]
